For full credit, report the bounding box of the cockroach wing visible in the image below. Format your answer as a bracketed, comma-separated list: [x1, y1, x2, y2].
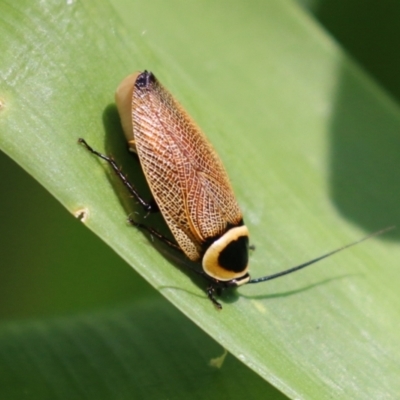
[132, 73, 243, 261]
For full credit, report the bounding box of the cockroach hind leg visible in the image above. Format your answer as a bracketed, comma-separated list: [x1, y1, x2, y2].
[207, 285, 223, 310]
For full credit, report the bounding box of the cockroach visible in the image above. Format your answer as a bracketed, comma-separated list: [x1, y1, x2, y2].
[79, 71, 392, 309]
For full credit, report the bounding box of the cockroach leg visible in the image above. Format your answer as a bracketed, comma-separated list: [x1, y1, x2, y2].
[78, 138, 158, 213]
[128, 217, 184, 253]
[129, 216, 224, 307]
[206, 285, 222, 310]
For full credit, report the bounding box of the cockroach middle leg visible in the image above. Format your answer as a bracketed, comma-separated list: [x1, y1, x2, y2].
[129, 217, 220, 301]
[128, 217, 184, 254]
[78, 138, 158, 213]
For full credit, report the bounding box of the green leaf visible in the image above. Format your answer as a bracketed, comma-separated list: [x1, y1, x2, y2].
[0, 299, 283, 400]
[1, 1, 400, 399]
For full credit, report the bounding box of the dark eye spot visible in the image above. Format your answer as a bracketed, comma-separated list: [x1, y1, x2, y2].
[218, 235, 248, 273]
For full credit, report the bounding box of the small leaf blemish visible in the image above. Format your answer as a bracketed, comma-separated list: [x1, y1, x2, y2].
[74, 208, 89, 222]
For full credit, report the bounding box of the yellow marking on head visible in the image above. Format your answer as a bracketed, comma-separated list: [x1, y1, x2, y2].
[202, 225, 249, 281]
